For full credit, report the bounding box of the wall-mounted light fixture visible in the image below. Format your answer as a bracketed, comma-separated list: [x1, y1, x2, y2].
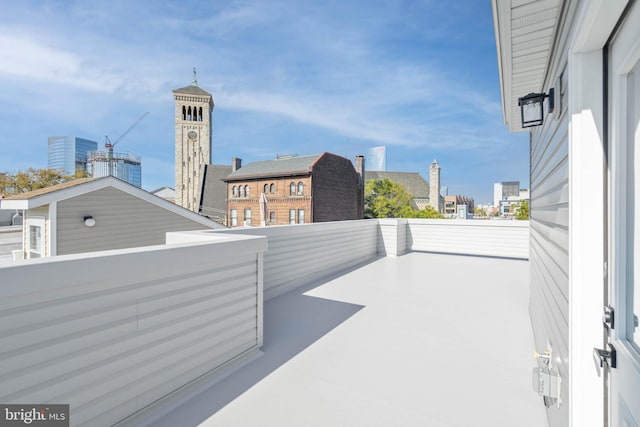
[84, 216, 96, 227]
[518, 88, 554, 128]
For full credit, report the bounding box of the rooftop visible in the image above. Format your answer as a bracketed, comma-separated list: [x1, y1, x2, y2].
[154, 252, 544, 427]
[365, 171, 430, 198]
[0, 219, 542, 426]
[226, 154, 322, 180]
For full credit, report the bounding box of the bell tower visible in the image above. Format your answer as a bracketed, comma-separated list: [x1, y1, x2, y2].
[173, 68, 214, 211]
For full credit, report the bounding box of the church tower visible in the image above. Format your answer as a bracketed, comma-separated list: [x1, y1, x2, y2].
[173, 68, 214, 211]
[429, 159, 442, 213]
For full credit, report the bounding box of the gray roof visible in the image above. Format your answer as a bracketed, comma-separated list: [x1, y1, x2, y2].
[365, 171, 430, 198]
[172, 85, 213, 97]
[226, 154, 323, 180]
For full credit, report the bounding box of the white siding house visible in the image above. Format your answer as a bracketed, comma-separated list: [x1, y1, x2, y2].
[493, 0, 640, 425]
[0, 176, 225, 258]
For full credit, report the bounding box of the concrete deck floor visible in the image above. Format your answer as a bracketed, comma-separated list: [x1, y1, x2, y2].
[154, 252, 547, 427]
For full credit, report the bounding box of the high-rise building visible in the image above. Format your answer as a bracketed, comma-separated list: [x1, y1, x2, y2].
[87, 151, 142, 188]
[494, 180, 520, 207]
[48, 136, 98, 176]
[367, 146, 386, 171]
[173, 69, 214, 211]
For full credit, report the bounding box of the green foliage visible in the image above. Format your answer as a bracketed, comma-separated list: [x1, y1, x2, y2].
[474, 207, 486, 217]
[365, 178, 444, 219]
[3, 168, 83, 194]
[515, 200, 530, 220]
[406, 205, 444, 219]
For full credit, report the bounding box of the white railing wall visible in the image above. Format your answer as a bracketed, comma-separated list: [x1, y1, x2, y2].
[377, 219, 408, 256]
[212, 219, 379, 299]
[407, 219, 529, 259]
[0, 234, 266, 427]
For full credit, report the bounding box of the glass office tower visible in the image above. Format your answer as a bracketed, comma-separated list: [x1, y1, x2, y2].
[48, 136, 98, 176]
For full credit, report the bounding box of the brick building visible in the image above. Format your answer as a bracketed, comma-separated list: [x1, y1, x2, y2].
[224, 153, 364, 227]
[444, 195, 474, 216]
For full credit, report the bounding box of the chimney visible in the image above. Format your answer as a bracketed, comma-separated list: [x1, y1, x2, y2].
[355, 155, 365, 186]
[355, 155, 365, 219]
[232, 157, 242, 172]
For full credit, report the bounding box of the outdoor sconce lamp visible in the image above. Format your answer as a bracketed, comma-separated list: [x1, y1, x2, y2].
[83, 216, 96, 227]
[518, 88, 554, 128]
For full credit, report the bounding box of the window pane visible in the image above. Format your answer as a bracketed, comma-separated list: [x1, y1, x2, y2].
[289, 209, 296, 224]
[29, 225, 42, 257]
[627, 63, 640, 349]
[245, 209, 252, 226]
[298, 209, 304, 224]
[290, 182, 295, 195]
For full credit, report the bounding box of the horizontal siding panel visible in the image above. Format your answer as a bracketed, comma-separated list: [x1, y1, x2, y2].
[526, 29, 570, 422]
[0, 297, 256, 382]
[57, 187, 211, 255]
[0, 235, 264, 426]
[407, 220, 529, 259]
[215, 220, 379, 298]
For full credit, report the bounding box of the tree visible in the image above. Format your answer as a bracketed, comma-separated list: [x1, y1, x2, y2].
[407, 205, 444, 219]
[515, 200, 530, 220]
[5, 168, 86, 194]
[365, 178, 444, 219]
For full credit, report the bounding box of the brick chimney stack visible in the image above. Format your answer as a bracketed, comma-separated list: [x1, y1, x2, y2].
[355, 155, 365, 218]
[231, 157, 242, 172]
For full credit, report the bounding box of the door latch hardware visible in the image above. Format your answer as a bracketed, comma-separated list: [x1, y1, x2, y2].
[593, 343, 617, 376]
[603, 305, 615, 329]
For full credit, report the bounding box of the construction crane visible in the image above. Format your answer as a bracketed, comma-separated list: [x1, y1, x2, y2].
[104, 112, 149, 157]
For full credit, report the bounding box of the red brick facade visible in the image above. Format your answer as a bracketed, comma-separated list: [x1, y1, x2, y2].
[225, 153, 363, 227]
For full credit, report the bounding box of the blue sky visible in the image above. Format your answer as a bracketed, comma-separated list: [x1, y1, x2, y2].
[0, 0, 529, 204]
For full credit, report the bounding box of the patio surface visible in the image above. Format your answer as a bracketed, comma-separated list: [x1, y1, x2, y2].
[153, 252, 547, 427]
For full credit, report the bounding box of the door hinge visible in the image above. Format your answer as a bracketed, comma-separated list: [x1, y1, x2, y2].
[603, 305, 615, 329]
[593, 343, 617, 376]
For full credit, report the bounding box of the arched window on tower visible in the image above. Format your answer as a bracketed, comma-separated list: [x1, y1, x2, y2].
[245, 185, 250, 198]
[270, 183, 275, 193]
[182, 106, 186, 120]
[298, 182, 304, 195]
[290, 182, 296, 196]
[192, 106, 197, 121]
[187, 106, 192, 121]
[264, 184, 269, 194]
[198, 107, 203, 121]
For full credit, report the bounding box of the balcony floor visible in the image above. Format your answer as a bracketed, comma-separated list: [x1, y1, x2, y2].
[154, 252, 546, 427]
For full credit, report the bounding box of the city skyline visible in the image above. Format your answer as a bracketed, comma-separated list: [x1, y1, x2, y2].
[0, 0, 529, 204]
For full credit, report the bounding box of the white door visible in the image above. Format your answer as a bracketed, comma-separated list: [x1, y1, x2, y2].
[609, 1, 640, 425]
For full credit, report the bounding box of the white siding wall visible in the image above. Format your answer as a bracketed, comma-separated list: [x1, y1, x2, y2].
[214, 220, 379, 299]
[56, 187, 213, 255]
[407, 219, 529, 259]
[528, 5, 574, 425]
[0, 235, 266, 427]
